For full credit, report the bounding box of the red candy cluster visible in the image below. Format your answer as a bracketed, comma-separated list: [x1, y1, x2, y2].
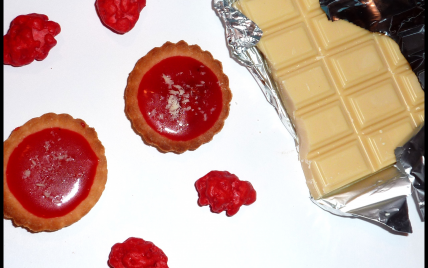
[3, 14, 61, 67]
[96, 0, 147, 34]
[108, 237, 168, 268]
[195, 171, 257, 216]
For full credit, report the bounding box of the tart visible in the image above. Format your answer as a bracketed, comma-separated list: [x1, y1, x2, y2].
[3, 113, 108, 232]
[125, 40, 232, 153]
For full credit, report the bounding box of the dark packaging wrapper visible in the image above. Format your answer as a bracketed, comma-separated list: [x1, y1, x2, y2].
[319, 0, 425, 90]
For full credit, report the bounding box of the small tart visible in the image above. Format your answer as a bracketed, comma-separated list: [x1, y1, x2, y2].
[125, 40, 232, 153]
[3, 113, 108, 232]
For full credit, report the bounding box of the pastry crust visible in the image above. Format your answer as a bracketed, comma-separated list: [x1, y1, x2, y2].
[125, 40, 232, 154]
[3, 113, 108, 232]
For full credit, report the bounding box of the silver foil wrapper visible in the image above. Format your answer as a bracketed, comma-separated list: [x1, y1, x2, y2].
[395, 124, 425, 221]
[213, 0, 297, 141]
[213, 0, 417, 233]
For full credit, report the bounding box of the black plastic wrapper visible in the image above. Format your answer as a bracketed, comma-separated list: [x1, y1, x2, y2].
[319, 0, 425, 90]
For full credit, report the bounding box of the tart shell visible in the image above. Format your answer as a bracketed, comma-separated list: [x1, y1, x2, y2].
[125, 40, 232, 154]
[3, 113, 108, 232]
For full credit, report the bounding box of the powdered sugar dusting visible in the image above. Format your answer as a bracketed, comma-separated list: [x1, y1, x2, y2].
[162, 74, 174, 89]
[44, 141, 50, 151]
[160, 73, 196, 119]
[140, 57, 224, 139]
[23, 170, 31, 179]
[166, 95, 181, 118]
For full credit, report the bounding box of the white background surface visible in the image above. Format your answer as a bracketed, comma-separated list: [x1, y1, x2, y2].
[4, 1, 425, 267]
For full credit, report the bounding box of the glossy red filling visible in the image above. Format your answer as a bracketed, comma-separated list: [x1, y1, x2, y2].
[138, 56, 223, 141]
[6, 128, 98, 218]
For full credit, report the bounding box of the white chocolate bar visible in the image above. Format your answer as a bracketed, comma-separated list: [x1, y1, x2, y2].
[235, 0, 425, 199]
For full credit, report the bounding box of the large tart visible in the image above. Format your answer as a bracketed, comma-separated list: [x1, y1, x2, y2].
[3, 113, 108, 232]
[125, 40, 232, 153]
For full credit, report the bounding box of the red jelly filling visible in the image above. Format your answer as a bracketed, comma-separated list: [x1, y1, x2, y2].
[6, 128, 98, 218]
[138, 56, 223, 141]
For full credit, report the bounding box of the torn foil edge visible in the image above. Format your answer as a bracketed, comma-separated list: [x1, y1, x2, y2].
[213, 0, 413, 233]
[395, 124, 425, 221]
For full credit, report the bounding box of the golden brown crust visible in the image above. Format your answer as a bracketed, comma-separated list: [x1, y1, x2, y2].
[3, 113, 108, 232]
[125, 40, 232, 154]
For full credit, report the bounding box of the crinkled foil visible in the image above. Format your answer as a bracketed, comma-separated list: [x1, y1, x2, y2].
[396, 124, 425, 221]
[213, 0, 418, 233]
[213, 0, 297, 141]
[312, 167, 412, 233]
